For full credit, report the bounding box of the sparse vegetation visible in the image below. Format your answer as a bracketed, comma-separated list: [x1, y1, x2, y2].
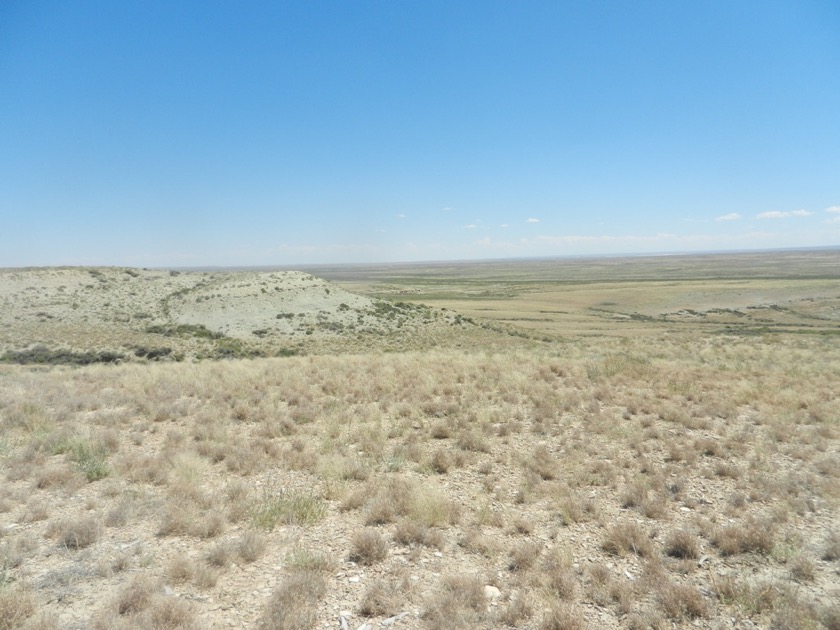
[1, 254, 839, 628]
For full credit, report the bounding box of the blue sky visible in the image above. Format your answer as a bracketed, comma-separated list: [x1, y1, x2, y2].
[2, 1, 839, 267]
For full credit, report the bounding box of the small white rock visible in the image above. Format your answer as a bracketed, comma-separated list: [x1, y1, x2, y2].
[484, 585, 501, 600]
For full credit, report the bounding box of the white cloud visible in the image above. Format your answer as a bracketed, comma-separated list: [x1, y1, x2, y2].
[825, 206, 840, 214]
[526, 218, 540, 223]
[824, 216, 840, 224]
[396, 213, 406, 219]
[757, 210, 812, 219]
[500, 224, 509, 229]
[715, 213, 741, 222]
[464, 224, 477, 229]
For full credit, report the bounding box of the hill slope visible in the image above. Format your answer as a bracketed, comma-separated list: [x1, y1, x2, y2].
[0, 267, 476, 362]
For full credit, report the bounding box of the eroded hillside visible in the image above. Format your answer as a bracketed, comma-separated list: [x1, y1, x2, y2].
[0, 267, 485, 362]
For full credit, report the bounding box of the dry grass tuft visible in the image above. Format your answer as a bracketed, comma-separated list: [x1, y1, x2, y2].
[0, 587, 34, 630]
[393, 519, 445, 549]
[656, 579, 709, 619]
[236, 529, 267, 563]
[528, 445, 558, 480]
[205, 542, 232, 567]
[423, 574, 487, 630]
[430, 448, 454, 474]
[822, 530, 840, 561]
[166, 556, 197, 584]
[158, 505, 225, 539]
[537, 549, 577, 599]
[602, 521, 654, 557]
[539, 603, 585, 630]
[712, 519, 775, 556]
[788, 553, 816, 582]
[52, 516, 101, 549]
[359, 576, 411, 617]
[498, 593, 534, 627]
[664, 529, 701, 559]
[555, 489, 598, 525]
[349, 529, 388, 565]
[97, 574, 197, 629]
[509, 541, 541, 572]
[257, 570, 326, 630]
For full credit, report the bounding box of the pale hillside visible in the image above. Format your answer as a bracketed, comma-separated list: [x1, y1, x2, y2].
[0, 267, 477, 362]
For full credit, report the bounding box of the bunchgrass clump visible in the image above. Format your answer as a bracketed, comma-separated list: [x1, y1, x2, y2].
[51, 436, 111, 482]
[656, 579, 709, 619]
[712, 519, 775, 556]
[664, 529, 701, 559]
[0, 587, 34, 630]
[359, 578, 409, 617]
[236, 530, 267, 563]
[393, 519, 445, 549]
[422, 574, 487, 630]
[285, 547, 334, 574]
[602, 521, 653, 557]
[250, 489, 326, 530]
[349, 529, 388, 565]
[258, 570, 326, 630]
[98, 574, 197, 629]
[52, 517, 101, 550]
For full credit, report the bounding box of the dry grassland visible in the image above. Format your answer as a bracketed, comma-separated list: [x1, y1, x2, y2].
[307, 249, 840, 339]
[1, 251, 839, 629]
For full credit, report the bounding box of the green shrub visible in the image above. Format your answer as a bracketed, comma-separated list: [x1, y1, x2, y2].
[251, 490, 326, 530]
[0, 345, 124, 366]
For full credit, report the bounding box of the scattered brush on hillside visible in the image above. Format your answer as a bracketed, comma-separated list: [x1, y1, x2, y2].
[0, 267, 498, 362]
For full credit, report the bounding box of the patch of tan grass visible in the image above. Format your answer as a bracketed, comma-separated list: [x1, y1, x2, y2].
[349, 529, 388, 565]
[422, 574, 487, 630]
[601, 521, 654, 557]
[0, 587, 34, 630]
[257, 570, 326, 630]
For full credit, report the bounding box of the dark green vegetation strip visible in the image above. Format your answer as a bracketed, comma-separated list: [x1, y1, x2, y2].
[0, 345, 125, 366]
[145, 323, 225, 339]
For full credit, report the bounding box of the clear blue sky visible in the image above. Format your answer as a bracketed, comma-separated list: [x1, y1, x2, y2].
[2, 1, 839, 267]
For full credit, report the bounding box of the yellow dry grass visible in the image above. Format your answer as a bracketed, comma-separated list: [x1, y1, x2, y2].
[1, 251, 839, 629]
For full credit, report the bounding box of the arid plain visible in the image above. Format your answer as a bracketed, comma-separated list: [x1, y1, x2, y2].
[1, 250, 839, 629]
